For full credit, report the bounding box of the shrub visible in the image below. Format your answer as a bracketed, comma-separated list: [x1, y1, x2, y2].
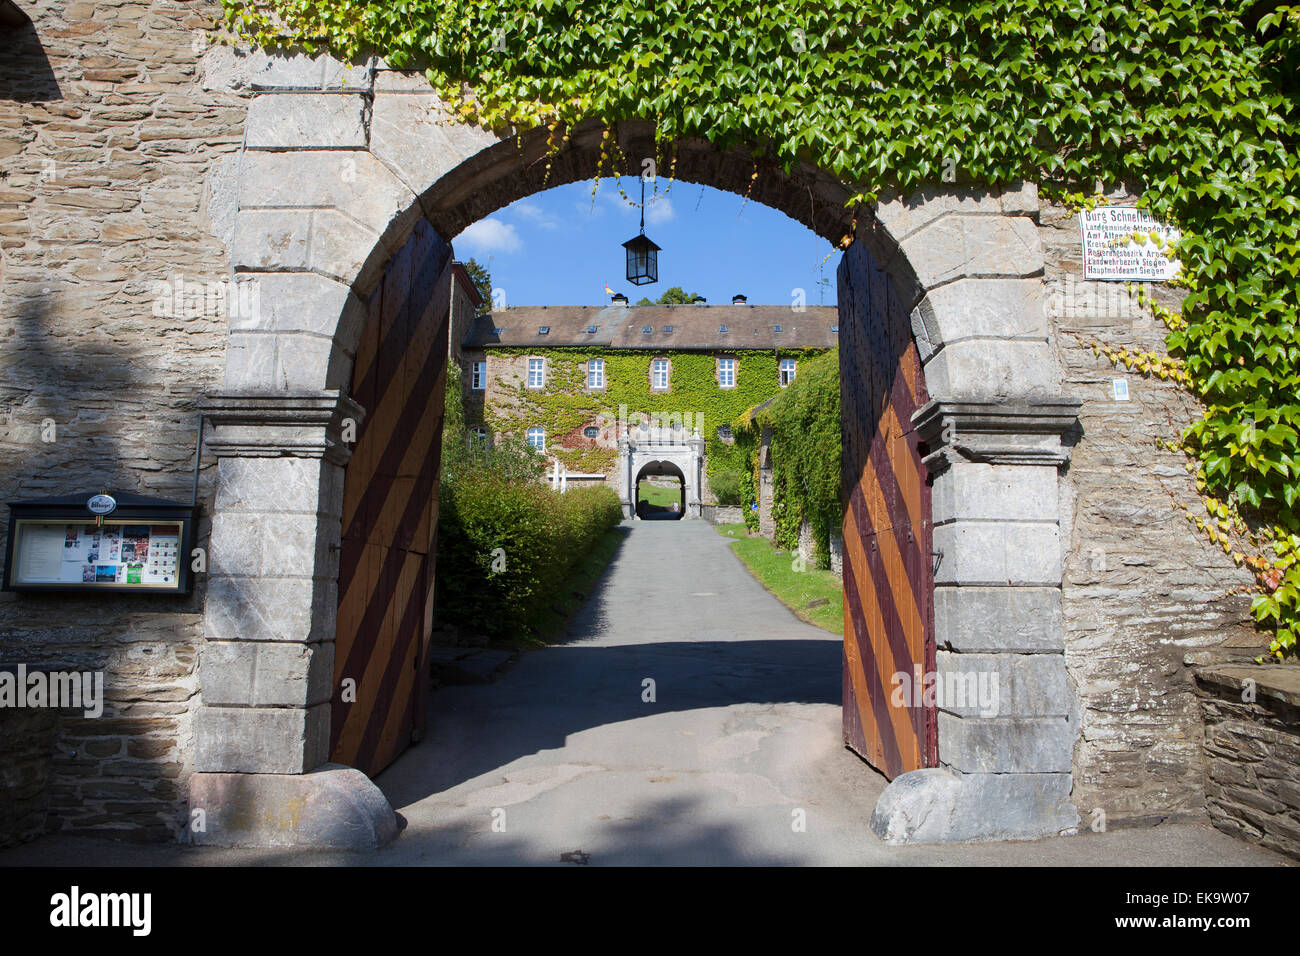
[436, 476, 622, 638]
[710, 470, 742, 506]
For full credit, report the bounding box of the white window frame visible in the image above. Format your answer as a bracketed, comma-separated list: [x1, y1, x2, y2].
[718, 357, 736, 388]
[527, 358, 544, 389]
[652, 358, 670, 390]
[779, 358, 797, 387]
[588, 358, 604, 389]
[526, 427, 545, 451]
[468, 425, 489, 450]
[471, 360, 486, 390]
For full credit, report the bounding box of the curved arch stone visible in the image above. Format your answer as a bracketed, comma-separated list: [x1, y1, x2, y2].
[198, 55, 1081, 847]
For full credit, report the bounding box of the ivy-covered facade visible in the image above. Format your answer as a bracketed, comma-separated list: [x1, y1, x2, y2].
[459, 300, 837, 510]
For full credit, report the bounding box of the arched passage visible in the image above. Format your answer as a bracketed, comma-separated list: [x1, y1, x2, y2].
[634, 460, 686, 520]
[194, 57, 1081, 848]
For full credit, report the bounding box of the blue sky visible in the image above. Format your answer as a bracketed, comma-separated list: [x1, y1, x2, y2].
[451, 179, 841, 308]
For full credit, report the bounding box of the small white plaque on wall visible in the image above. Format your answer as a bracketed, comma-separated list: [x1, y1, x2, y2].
[1080, 206, 1181, 281]
[1112, 378, 1130, 401]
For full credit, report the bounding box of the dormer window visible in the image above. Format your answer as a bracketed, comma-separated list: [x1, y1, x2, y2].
[663, 325, 673, 333]
[642, 325, 653, 334]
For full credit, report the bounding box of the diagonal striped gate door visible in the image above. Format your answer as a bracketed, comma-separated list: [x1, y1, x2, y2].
[332, 220, 452, 777]
[838, 242, 937, 779]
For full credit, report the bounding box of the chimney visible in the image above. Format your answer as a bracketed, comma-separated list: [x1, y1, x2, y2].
[731, 294, 747, 305]
[692, 295, 707, 304]
[611, 292, 628, 305]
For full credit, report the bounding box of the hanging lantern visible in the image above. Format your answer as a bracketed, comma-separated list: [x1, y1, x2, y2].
[623, 233, 660, 285]
[623, 177, 660, 286]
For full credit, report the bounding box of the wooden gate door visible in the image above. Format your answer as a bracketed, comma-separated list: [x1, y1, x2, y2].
[332, 220, 452, 777]
[838, 243, 937, 779]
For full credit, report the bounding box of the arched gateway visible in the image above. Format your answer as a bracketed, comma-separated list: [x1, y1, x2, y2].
[190, 52, 1079, 848]
[622, 446, 701, 520]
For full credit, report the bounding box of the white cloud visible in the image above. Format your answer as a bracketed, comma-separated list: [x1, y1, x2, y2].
[645, 194, 675, 225]
[457, 218, 522, 254]
[575, 181, 675, 226]
[512, 202, 560, 230]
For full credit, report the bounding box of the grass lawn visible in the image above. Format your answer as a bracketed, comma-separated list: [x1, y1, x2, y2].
[714, 522, 844, 634]
[637, 483, 682, 508]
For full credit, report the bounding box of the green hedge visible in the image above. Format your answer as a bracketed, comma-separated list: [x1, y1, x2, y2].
[436, 478, 623, 638]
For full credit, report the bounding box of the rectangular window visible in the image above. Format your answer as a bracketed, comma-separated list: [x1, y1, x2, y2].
[471, 360, 486, 390]
[528, 358, 544, 388]
[718, 358, 736, 388]
[779, 359, 797, 387]
[588, 358, 604, 389]
[527, 427, 545, 451]
[652, 359, 670, 389]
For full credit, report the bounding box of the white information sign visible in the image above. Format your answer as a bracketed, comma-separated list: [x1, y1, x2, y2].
[1079, 206, 1181, 281]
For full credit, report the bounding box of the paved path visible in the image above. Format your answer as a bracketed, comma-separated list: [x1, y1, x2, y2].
[1, 520, 1291, 866]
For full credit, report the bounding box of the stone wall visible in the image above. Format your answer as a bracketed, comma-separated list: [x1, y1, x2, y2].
[1039, 192, 1261, 826]
[707, 504, 744, 525]
[0, 0, 247, 840]
[0, 705, 58, 847]
[1195, 666, 1300, 860]
[794, 518, 843, 578]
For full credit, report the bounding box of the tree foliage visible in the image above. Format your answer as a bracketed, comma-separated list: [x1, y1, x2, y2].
[635, 286, 700, 305]
[461, 257, 494, 317]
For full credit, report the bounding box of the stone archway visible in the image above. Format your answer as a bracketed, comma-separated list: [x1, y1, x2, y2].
[619, 437, 703, 520]
[631, 459, 688, 520]
[193, 53, 1080, 848]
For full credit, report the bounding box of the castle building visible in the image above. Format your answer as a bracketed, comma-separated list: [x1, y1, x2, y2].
[452, 288, 838, 517]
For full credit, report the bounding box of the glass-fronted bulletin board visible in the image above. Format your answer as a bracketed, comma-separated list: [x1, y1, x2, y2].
[3, 493, 197, 594]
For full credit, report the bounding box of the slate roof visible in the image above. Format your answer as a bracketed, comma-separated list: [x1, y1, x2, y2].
[462, 304, 839, 350]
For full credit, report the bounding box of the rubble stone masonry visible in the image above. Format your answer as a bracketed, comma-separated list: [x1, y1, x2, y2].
[1040, 193, 1262, 826]
[0, 0, 246, 839]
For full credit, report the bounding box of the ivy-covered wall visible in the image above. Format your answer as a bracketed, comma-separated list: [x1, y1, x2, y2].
[751, 348, 841, 562]
[224, 0, 1300, 662]
[465, 346, 829, 493]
